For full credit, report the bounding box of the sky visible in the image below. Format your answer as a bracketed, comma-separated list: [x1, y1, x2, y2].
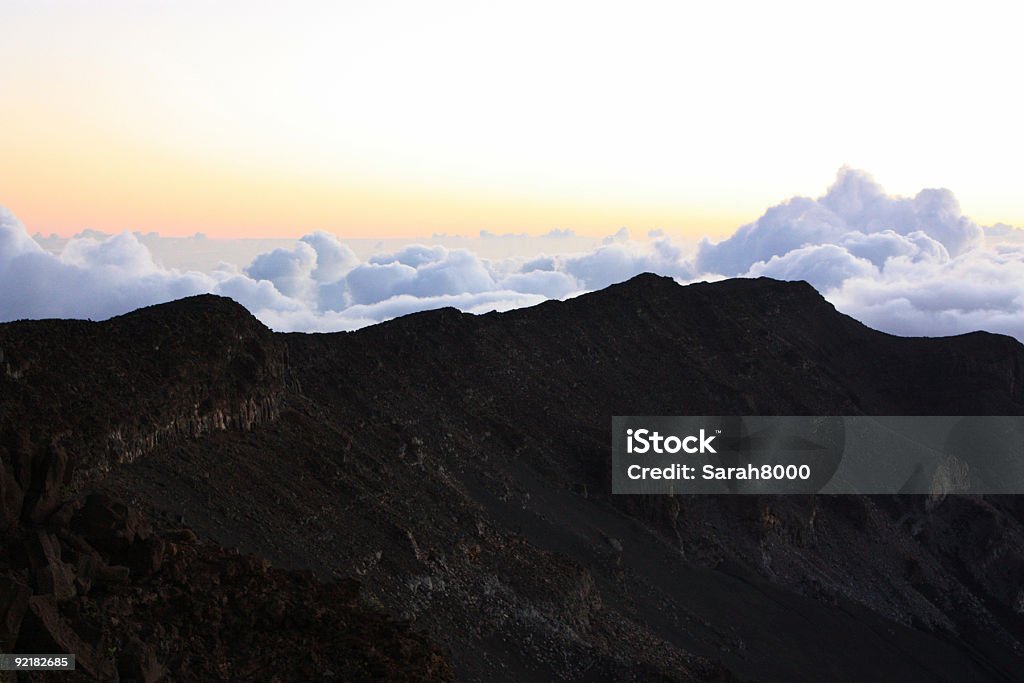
[2, 1, 1022, 238]
[2, 3, 1023, 342]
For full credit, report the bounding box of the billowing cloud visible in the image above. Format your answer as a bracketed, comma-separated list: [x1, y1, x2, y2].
[300, 231, 359, 282]
[824, 246, 1024, 340]
[746, 244, 879, 292]
[245, 242, 319, 300]
[681, 168, 1022, 340]
[1, 169, 1022, 341]
[498, 270, 579, 298]
[696, 167, 982, 275]
[558, 239, 694, 291]
[0, 207, 43, 267]
[1, 207, 213, 321]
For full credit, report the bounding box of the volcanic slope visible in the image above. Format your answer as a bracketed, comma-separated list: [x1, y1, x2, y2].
[4, 274, 1024, 680]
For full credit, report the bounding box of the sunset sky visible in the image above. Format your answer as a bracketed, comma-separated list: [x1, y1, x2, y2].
[2, 0, 1021, 238]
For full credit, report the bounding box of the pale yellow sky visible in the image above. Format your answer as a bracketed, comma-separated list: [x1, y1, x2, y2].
[1, 1, 1021, 238]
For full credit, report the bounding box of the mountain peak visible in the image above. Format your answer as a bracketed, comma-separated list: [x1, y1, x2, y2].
[607, 272, 825, 301]
[111, 293, 263, 327]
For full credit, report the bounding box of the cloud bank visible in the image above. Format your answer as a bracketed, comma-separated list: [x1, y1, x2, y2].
[2, 168, 1023, 341]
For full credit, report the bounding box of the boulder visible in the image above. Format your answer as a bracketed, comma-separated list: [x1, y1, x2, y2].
[25, 530, 76, 602]
[66, 539, 132, 590]
[23, 441, 69, 524]
[74, 553, 96, 596]
[93, 562, 131, 586]
[125, 536, 166, 577]
[72, 493, 151, 554]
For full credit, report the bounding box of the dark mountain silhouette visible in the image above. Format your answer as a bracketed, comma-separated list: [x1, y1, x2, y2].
[2, 274, 1024, 680]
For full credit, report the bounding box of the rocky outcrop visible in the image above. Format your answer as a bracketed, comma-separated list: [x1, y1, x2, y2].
[0, 491, 454, 681]
[0, 295, 288, 520]
[99, 392, 283, 472]
[0, 295, 454, 681]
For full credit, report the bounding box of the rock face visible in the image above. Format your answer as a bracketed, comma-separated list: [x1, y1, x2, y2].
[0, 295, 287, 494]
[0, 295, 453, 681]
[3, 277, 1024, 680]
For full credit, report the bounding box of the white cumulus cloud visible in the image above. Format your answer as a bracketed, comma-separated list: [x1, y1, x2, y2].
[696, 167, 983, 275]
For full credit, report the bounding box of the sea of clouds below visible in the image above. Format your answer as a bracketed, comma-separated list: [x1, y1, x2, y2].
[2, 168, 1024, 341]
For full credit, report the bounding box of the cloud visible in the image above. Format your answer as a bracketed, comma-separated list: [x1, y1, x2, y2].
[836, 230, 949, 268]
[344, 262, 417, 305]
[370, 245, 447, 267]
[0, 208, 43, 267]
[480, 229, 528, 239]
[544, 228, 576, 238]
[356, 247, 496, 302]
[0, 226, 212, 321]
[300, 231, 359, 282]
[559, 239, 694, 290]
[822, 246, 1024, 339]
[498, 270, 580, 298]
[985, 223, 1024, 244]
[696, 167, 983, 275]
[602, 227, 630, 245]
[1, 168, 1022, 341]
[244, 242, 318, 299]
[670, 168, 1023, 340]
[746, 244, 879, 292]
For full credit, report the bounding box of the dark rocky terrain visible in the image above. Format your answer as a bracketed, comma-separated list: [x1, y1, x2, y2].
[2, 274, 1024, 681]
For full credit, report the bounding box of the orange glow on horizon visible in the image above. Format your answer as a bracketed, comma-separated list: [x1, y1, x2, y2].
[2, 2, 1021, 240]
[1, 117, 749, 239]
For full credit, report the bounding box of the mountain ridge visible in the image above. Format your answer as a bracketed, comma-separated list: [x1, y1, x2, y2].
[3, 274, 1024, 680]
